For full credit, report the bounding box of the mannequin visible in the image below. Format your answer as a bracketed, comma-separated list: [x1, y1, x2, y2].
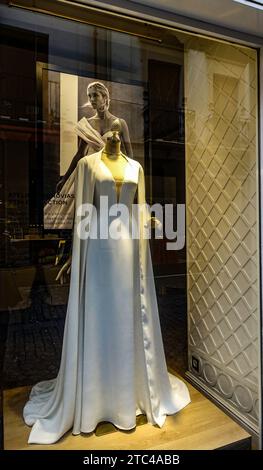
[101, 130, 161, 228]
[101, 130, 128, 204]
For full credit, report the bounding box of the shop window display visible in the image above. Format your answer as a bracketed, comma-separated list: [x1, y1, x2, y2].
[0, 6, 260, 448]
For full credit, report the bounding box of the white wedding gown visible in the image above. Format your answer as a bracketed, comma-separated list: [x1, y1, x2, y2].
[24, 151, 190, 444]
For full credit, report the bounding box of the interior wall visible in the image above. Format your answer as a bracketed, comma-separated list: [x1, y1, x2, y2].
[184, 37, 260, 431]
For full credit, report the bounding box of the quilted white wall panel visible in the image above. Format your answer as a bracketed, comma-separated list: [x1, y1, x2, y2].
[185, 39, 260, 428]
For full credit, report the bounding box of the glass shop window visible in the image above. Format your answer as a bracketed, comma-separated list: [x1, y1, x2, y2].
[0, 4, 260, 446]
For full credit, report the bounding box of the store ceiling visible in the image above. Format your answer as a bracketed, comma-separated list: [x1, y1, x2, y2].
[76, 0, 263, 38]
[131, 0, 263, 37]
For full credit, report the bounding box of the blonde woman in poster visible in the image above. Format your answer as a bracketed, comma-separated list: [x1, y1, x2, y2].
[44, 81, 133, 230]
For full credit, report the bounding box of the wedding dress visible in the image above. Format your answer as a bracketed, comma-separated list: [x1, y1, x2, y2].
[24, 149, 190, 444]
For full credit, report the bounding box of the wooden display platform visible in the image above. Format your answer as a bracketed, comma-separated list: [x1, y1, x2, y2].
[3, 379, 251, 450]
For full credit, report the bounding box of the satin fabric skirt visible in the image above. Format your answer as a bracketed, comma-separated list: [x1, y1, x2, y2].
[23, 212, 190, 443]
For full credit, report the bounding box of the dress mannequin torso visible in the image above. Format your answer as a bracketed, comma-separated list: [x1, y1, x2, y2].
[101, 131, 128, 203]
